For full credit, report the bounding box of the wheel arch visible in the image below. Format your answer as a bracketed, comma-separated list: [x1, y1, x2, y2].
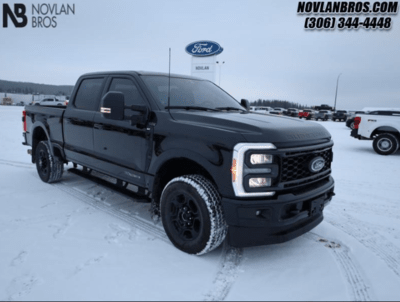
[151, 156, 217, 207]
[371, 126, 400, 139]
[31, 123, 62, 163]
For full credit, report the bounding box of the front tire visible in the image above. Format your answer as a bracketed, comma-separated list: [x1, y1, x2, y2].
[35, 141, 64, 183]
[160, 175, 227, 255]
[373, 133, 399, 156]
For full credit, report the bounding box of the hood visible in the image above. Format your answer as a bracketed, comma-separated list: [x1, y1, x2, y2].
[170, 111, 332, 148]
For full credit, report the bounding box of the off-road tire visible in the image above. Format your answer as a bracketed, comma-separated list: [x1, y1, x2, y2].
[35, 141, 64, 183]
[373, 133, 399, 156]
[160, 175, 227, 255]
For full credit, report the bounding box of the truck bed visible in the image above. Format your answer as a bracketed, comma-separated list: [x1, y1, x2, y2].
[25, 105, 66, 148]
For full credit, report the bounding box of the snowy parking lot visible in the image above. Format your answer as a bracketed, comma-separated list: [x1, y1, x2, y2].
[0, 106, 399, 301]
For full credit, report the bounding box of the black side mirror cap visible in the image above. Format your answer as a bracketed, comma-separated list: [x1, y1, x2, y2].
[241, 99, 250, 111]
[101, 92, 125, 120]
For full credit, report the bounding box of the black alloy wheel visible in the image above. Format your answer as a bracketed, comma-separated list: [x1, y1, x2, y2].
[35, 141, 64, 183]
[161, 175, 227, 255]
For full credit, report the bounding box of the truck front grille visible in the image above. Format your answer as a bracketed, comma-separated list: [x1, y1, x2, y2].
[280, 147, 332, 183]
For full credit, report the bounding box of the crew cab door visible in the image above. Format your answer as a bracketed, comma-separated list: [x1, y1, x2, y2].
[63, 77, 106, 166]
[92, 77, 150, 187]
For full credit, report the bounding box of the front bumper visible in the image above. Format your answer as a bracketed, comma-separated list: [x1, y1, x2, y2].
[222, 176, 335, 248]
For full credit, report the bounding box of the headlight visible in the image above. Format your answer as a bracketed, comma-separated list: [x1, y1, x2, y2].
[232, 143, 277, 197]
[250, 154, 273, 165]
[249, 178, 271, 188]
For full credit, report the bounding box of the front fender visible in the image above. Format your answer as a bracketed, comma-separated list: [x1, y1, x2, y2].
[148, 145, 234, 197]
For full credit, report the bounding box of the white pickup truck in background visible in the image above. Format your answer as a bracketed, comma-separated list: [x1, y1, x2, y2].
[33, 97, 67, 106]
[351, 111, 400, 155]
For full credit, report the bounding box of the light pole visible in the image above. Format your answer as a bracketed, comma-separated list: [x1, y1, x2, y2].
[334, 73, 342, 112]
[216, 61, 225, 86]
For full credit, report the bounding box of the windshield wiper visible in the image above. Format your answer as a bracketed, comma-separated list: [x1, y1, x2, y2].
[215, 107, 246, 112]
[165, 106, 219, 112]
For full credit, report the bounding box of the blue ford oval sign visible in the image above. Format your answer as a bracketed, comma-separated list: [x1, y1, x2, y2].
[185, 41, 224, 57]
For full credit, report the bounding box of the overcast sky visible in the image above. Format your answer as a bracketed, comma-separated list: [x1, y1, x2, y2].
[1, 0, 399, 109]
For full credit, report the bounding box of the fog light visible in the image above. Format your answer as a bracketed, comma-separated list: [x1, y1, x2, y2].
[250, 154, 273, 165]
[249, 178, 271, 188]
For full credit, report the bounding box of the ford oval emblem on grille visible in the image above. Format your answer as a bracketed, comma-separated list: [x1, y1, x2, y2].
[309, 156, 325, 173]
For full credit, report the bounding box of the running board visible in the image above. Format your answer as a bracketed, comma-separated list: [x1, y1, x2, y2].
[68, 168, 151, 203]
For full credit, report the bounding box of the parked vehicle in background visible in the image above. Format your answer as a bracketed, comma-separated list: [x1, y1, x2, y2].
[284, 108, 299, 117]
[269, 107, 286, 115]
[313, 104, 334, 111]
[252, 106, 273, 114]
[299, 109, 316, 120]
[332, 110, 348, 122]
[346, 111, 366, 129]
[34, 98, 67, 106]
[310, 110, 332, 121]
[16, 102, 25, 106]
[22, 70, 335, 255]
[351, 111, 400, 155]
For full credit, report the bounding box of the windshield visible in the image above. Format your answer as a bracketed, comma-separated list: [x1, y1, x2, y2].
[141, 76, 243, 110]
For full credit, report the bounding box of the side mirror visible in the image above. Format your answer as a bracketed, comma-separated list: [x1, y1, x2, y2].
[241, 99, 250, 111]
[101, 92, 125, 120]
[128, 105, 149, 127]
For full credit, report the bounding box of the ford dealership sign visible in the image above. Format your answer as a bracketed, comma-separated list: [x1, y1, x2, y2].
[185, 41, 223, 57]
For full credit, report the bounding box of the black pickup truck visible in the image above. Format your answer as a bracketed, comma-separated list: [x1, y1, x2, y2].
[22, 71, 335, 255]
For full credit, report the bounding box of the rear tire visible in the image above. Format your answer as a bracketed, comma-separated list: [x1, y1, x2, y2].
[373, 133, 399, 156]
[35, 141, 64, 183]
[160, 175, 227, 255]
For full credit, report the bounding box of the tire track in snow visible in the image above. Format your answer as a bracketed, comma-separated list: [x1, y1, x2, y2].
[326, 210, 400, 278]
[2, 159, 244, 300]
[304, 232, 373, 301]
[203, 242, 243, 301]
[55, 176, 244, 302]
[54, 181, 169, 243]
[0, 159, 34, 169]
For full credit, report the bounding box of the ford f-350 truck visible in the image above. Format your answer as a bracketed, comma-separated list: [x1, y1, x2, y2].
[22, 71, 335, 255]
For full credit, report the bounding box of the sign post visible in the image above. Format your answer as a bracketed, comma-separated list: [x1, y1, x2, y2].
[185, 41, 224, 84]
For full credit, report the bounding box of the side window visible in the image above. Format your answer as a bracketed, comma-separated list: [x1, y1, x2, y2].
[74, 78, 104, 111]
[108, 78, 146, 115]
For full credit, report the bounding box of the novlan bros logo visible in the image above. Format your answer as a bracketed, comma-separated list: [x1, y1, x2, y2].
[2, 3, 75, 28]
[2, 3, 27, 27]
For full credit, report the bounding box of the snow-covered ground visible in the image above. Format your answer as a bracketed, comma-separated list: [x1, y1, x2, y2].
[0, 106, 399, 301]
